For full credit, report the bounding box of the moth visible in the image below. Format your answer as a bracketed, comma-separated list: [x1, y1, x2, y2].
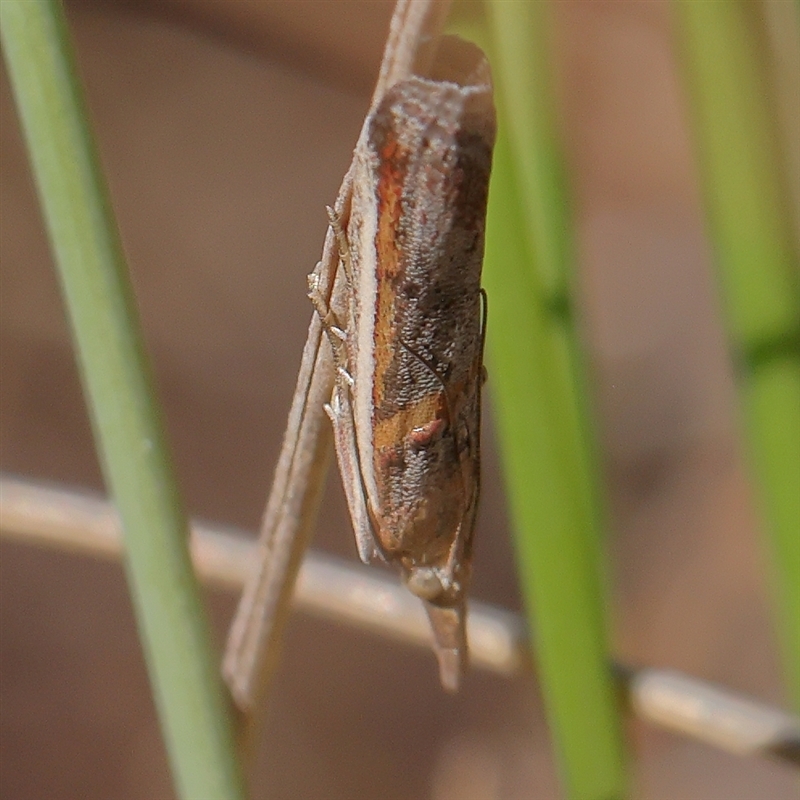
[309, 37, 495, 691]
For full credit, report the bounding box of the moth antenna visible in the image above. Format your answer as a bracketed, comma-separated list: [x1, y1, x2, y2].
[474, 288, 488, 480]
[438, 290, 487, 587]
[466, 288, 488, 553]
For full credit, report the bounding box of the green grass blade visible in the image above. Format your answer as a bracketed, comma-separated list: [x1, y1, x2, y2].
[673, 0, 800, 708]
[455, 4, 629, 798]
[485, 2, 571, 306]
[0, 3, 247, 797]
[485, 140, 628, 800]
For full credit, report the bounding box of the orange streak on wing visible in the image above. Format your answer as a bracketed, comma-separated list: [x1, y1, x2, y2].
[372, 136, 407, 415]
[372, 391, 443, 452]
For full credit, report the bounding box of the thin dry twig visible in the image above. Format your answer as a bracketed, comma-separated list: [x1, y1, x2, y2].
[3, 473, 799, 768]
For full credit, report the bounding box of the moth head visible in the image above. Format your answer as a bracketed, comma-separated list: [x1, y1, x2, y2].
[405, 566, 446, 602]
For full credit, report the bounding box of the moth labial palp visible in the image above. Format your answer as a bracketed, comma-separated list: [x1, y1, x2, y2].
[309, 34, 496, 692]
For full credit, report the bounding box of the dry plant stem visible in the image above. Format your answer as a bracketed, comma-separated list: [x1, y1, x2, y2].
[3, 474, 799, 768]
[222, 0, 452, 733]
[221, 314, 335, 715]
[371, 0, 452, 104]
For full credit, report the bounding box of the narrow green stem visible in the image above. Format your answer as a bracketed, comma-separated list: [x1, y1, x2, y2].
[455, 4, 629, 798]
[0, 2, 247, 797]
[673, 0, 800, 707]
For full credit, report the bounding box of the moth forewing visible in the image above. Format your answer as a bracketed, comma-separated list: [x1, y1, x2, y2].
[314, 36, 495, 691]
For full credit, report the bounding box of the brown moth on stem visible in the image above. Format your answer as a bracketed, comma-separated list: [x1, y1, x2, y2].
[309, 36, 496, 691]
[223, 3, 495, 724]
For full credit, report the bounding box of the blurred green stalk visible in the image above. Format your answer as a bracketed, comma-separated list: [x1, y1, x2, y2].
[0, 2, 247, 797]
[457, 3, 629, 798]
[673, 1, 800, 707]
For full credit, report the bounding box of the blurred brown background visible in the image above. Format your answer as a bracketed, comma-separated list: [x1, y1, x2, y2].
[0, 1, 796, 798]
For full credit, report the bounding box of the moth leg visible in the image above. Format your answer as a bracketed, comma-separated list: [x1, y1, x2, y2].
[308, 298, 375, 561]
[325, 385, 381, 564]
[307, 267, 345, 342]
[309, 203, 357, 379]
[310, 212, 380, 564]
[325, 205, 355, 289]
[307, 268, 354, 389]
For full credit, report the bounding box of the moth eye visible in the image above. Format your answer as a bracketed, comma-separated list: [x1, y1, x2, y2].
[408, 417, 446, 450]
